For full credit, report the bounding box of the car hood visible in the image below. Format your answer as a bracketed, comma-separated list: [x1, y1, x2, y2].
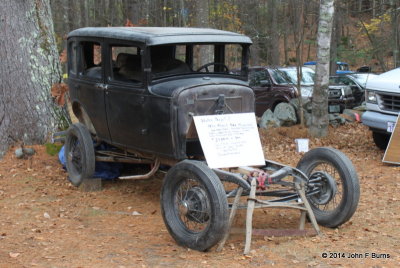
[149, 76, 249, 97]
[366, 68, 400, 93]
[299, 85, 314, 98]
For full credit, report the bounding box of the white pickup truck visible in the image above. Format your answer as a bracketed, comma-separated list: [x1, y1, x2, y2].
[362, 68, 400, 149]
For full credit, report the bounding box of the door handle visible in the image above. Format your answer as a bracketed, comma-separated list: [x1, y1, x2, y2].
[94, 83, 108, 90]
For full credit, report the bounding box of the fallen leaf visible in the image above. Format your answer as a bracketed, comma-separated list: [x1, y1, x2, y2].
[9, 252, 20, 258]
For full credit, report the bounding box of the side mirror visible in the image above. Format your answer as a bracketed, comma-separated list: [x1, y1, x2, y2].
[260, 80, 271, 87]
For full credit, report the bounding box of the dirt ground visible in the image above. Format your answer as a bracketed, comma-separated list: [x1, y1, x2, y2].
[0, 122, 399, 268]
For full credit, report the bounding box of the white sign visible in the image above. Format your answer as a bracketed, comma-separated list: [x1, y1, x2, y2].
[387, 121, 395, 133]
[193, 113, 265, 168]
[295, 138, 309, 153]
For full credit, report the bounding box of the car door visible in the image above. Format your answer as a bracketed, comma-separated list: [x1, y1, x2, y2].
[70, 39, 110, 141]
[103, 42, 150, 150]
[250, 69, 273, 116]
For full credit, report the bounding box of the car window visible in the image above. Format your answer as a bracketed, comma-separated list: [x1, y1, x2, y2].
[279, 68, 315, 85]
[269, 69, 289, 85]
[68, 41, 78, 75]
[330, 76, 356, 86]
[337, 64, 349, 71]
[150, 43, 244, 79]
[150, 45, 191, 78]
[192, 44, 242, 73]
[249, 70, 268, 87]
[225, 44, 242, 72]
[192, 44, 214, 71]
[339, 77, 355, 85]
[110, 45, 142, 83]
[80, 41, 102, 79]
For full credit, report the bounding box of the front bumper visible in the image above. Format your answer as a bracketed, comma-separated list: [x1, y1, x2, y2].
[361, 110, 398, 134]
[328, 97, 356, 113]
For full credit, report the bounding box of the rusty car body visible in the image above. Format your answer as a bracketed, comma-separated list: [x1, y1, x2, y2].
[65, 27, 360, 251]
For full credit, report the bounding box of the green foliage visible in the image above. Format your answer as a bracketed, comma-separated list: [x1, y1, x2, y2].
[304, 39, 316, 45]
[361, 14, 391, 35]
[209, 0, 242, 32]
[337, 45, 373, 66]
[45, 143, 63, 156]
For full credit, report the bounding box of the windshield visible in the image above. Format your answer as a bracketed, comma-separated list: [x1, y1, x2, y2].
[330, 76, 356, 86]
[279, 68, 315, 85]
[149, 43, 245, 79]
[337, 63, 349, 71]
[349, 73, 377, 87]
[269, 69, 290, 85]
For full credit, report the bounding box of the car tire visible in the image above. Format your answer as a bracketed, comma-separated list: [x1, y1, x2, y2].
[160, 160, 228, 251]
[372, 131, 390, 150]
[64, 123, 95, 186]
[296, 147, 360, 228]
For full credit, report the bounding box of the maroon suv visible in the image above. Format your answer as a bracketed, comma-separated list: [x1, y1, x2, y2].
[246, 67, 298, 116]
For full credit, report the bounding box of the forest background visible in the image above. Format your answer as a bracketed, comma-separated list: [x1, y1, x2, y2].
[51, 0, 400, 73]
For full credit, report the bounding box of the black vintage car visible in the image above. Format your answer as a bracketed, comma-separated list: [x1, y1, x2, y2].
[65, 27, 359, 251]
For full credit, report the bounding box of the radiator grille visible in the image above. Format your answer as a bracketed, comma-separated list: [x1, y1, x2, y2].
[328, 89, 341, 98]
[379, 93, 400, 112]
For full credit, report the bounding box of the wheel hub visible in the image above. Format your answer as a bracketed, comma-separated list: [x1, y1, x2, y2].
[180, 186, 210, 223]
[308, 171, 337, 205]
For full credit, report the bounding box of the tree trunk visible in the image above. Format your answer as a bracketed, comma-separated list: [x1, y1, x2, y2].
[196, 0, 209, 28]
[391, 0, 400, 68]
[250, 40, 261, 66]
[288, 0, 306, 126]
[195, 0, 211, 66]
[330, 2, 341, 76]
[267, 0, 280, 66]
[309, 0, 335, 138]
[180, 0, 187, 26]
[0, 0, 62, 158]
[80, 0, 89, 27]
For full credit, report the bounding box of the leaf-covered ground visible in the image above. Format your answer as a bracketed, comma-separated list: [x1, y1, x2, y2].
[0, 123, 399, 267]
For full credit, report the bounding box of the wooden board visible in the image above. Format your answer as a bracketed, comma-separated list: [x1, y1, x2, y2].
[383, 115, 400, 164]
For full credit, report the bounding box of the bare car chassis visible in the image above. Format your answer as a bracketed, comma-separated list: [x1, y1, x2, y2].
[66, 123, 360, 252]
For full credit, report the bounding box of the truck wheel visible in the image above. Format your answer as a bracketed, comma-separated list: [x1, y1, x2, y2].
[161, 160, 228, 251]
[64, 123, 95, 186]
[296, 147, 360, 228]
[372, 131, 390, 150]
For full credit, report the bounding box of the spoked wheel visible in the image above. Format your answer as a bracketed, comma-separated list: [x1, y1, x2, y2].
[296, 147, 360, 228]
[161, 160, 228, 251]
[64, 123, 95, 186]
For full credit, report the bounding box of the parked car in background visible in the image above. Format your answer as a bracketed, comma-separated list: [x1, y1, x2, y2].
[327, 77, 356, 112]
[304, 61, 353, 74]
[346, 72, 378, 90]
[329, 75, 363, 107]
[278, 66, 355, 113]
[362, 68, 400, 149]
[342, 72, 377, 106]
[244, 67, 298, 116]
[277, 66, 315, 99]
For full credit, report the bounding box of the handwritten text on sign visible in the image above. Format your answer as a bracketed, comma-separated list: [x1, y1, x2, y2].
[193, 113, 265, 168]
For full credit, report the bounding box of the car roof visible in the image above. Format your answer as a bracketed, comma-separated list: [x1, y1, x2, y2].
[304, 61, 348, 65]
[278, 66, 315, 72]
[68, 27, 252, 46]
